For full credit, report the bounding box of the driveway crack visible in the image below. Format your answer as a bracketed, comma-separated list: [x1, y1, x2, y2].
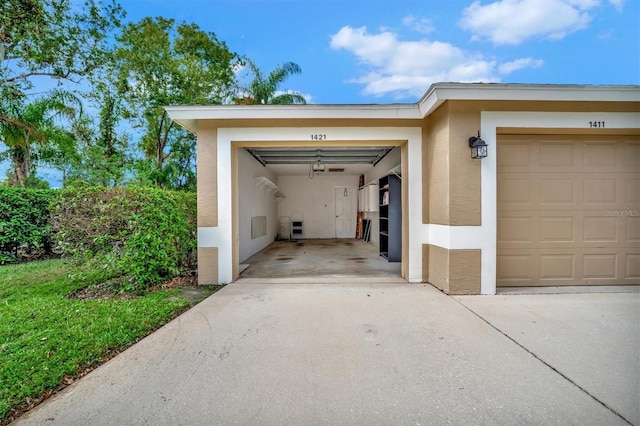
[452, 297, 634, 426]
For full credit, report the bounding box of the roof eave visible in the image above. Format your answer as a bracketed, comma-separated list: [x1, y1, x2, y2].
[166, 83, 640, 133]
[418, 83, 640, 117]
[165, 103, 423, 133]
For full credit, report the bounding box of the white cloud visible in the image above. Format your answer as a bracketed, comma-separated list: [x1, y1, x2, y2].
[498, 57, 544, 74]
[329, 25, 541, 99]
[608, 0, 624, 11]
[402, 16, 435, 34]
[459, 0, 599, 45]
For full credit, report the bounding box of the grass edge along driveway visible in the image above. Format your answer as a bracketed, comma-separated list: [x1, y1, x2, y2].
[0, 258, 216, 423]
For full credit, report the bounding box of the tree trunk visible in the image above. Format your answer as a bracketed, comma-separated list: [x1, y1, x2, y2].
[12, 158, 29, 187]
[11, 143, 31, 187]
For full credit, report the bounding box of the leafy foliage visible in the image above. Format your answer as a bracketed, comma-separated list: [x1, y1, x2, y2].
[114, 17, 241, 189]
[0, 0, 124, 92]
[65, 80, 130, 187]
[50, 186, 196, 289]
[0, 187, 55, 263]
[235, 58, 307, 105]
[0, 89, 83, 187]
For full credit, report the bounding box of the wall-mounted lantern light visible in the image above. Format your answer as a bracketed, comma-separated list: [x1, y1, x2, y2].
[468, 131, 488, 159]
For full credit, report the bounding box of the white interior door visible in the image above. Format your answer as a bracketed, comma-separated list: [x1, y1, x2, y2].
[335, 187, 357, 238]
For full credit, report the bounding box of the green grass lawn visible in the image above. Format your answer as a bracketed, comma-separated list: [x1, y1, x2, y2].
[0, 259, 209, 422]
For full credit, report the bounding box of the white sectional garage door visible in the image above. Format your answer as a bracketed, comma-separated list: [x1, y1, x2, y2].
[497, 134, 640, 287]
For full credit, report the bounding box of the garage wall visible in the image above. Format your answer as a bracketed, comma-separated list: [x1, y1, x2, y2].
[277, 174, 360, 238]
[238, 148, 279, 263]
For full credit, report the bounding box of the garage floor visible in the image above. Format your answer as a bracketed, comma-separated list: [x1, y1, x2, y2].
[239, 239, 401, 279]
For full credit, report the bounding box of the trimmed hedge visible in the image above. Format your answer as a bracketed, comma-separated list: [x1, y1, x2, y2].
[50, 186, 196, 289]
[0, 188, 55, 264]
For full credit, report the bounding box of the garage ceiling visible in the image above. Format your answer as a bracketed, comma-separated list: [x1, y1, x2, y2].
[245, 146, 394, 166]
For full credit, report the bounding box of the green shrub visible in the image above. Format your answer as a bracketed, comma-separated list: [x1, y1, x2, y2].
[0, 188, 55, 264]
[50, 187, 196, 290]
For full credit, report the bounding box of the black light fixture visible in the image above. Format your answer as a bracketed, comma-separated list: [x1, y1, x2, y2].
[468, 131, 488, 159]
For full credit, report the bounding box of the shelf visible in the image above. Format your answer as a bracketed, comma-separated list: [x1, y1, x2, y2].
[254, 177, 285, 202]
[378, 174, 401, 263]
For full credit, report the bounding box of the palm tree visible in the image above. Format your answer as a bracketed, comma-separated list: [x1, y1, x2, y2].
[0, 89, 82, 186]
[235, 58, 307, 105]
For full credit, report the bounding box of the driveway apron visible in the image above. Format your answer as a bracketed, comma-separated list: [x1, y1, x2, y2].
[16, 283, 636, 425]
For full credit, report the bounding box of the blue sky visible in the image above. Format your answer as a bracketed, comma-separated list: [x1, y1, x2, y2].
[120, 0, 638, 104]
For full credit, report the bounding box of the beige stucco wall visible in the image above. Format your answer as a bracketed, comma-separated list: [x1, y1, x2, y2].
[427, 244, 449, 293]
[197, 123, 218, 227]
[449, 249, 481, 294]
[422, 101, 483, 226]
[424, 103, 450, 225]
[197, 247, 218, 285]
[448, 102, 482, 226]
[424, 244, 481, 294]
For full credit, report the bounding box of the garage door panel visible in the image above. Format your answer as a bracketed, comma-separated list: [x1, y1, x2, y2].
[497, 253, 533, 283]
[583, 254, 617, 280]
[540, 142, 575, 168]
[626, 217, 640, 243]
[626, 254, 640, 279]
[498, 216, 533, 243]
[498, 135, 640, 287]
[626, 177, 639, 204]
[497, 142, 532, 168]
[583, 216, 617, 243]
[584, 142, 618, 167]
[583, 178, 617, 204]
[625, 142, 640, 169]
[540, 178, 575, 206]
[499, 248, 637, 286]
[540, 216, 575, 242]
[540, 254, 575, 280]
[498, 178, 534, 206]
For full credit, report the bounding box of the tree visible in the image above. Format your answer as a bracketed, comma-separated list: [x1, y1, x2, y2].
[0, 0, 124, 186]
[235, 58, 307, 105]
[61, 75, 130, 187]
[0, 90, 82, 187]
[115, 17, 241, 190]
[0, 0, 124, 94]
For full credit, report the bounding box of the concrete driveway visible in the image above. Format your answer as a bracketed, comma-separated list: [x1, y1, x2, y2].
[16, 282, 639, 425]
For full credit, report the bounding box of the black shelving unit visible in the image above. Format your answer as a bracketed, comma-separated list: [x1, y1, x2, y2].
[379, 174, 401, 262]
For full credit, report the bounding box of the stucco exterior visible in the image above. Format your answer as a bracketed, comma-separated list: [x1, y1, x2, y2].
[167, 83, 640, 295]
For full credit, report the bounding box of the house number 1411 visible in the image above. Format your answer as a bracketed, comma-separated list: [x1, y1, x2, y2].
[589, 121, 605, 128]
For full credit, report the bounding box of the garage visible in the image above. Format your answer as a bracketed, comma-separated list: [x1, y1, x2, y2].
[235, 142, 404, 279]
[497, 134, 640, 286]
[166, 83, 639, 294]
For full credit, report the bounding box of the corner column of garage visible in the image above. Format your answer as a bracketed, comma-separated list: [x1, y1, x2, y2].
[196, 122, 220, 284]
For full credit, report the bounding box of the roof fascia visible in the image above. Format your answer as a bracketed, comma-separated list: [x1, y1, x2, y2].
[165, 104, 422, 133]
[418, 83, 640, 117]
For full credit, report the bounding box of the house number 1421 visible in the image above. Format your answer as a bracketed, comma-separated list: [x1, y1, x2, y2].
[311, 134, 327, 140]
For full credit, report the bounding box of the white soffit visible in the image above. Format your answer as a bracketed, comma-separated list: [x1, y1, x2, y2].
[418, 83, 640, 117]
